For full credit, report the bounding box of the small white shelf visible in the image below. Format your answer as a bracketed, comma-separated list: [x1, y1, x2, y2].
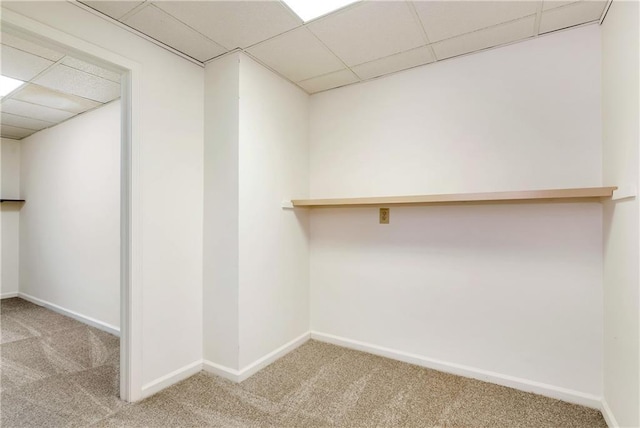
[289, 187, 618, 208]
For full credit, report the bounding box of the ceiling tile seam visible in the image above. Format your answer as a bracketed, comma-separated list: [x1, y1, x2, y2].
[406, 0, 438, 63]
[27, 56, 119, 104]
[2, 96, 88, 116]
[0, 43, 59, 64]
[0, 55, 65, 100]
[118, 0, 151, 22]
[300, 28, 360, 82]
[241, 24, 302, 52]
[431, 13, 538, 48]
[533, 1, 544, 36]
[1, 121, 47, 132]
[297, 67, 354, 86]
[349, 45, 434, 70]
[69, 1, 204, 68]
[134, 3, 230, 52]
[1, 111, 55, 126]
[543, 0, 597, 14]
[240, 0, 364, 52]
[58, 60, 121, 83]
[241, 50, 312, 94]
[1, 123, 33, 132]
[4, 97, 119, 140]
[111, 21, 208, 64]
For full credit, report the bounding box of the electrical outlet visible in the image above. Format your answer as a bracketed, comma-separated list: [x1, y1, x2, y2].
[379, 208, 389, 224]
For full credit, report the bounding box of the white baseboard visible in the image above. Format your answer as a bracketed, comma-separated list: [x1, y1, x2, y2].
[17, 292, 120, 337]
[202, 359, 241, 382]
[601, 399, 619, 428]
[238, 332, 310, 382]
[1, 292, 19, 299]
[310, 331, 602, 410]
[204, 332, 311, 383]
[141, 360, 203, 399]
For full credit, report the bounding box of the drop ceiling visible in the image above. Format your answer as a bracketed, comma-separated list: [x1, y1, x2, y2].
[0, 31, 121, 140]
[80, 0, 607, 94]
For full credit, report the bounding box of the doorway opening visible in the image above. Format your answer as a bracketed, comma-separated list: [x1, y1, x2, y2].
[0, 13, 141, 402]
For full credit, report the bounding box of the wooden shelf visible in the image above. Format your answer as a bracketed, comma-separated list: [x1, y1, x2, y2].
[0, 199, 25, 203]
[291, 187, 618, 208]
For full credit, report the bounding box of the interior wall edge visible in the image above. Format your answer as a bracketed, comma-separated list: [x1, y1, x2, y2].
[310, 331, 603, 410]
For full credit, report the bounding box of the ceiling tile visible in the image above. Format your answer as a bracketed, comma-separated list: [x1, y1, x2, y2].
[154, 1, 302, 49]
[2, 112, 53, 131]
[247, 27, 344, 83]
[62, 57, 122, 83]
[12, 84, 101, 114]
[352, 46, 435, 80]
[80, 1, 144, 20]
[0, 45, 53, 81]
[539, 1, 606, 34]
[1, 31, 64, 61]
[0, 124, 36, 139]
[542, 1, 579, 11]
[34, 65, 120, 103]
[414, 1, 539, 43]
[123, 4, 227, 62]
[308, 1, 425, 67]
[432, 16, 536, 60]
[297, 69, 359, 94]
[1, 99, 76, 123]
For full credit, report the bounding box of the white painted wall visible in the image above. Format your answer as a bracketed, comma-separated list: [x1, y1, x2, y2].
[602, 1, 640, 426]
[19, 102, 120, 328]
[309, 26, 603, 398]
[203, 53, 240, 370]
[2, 1, 204, 392]
[238, 54, 309, 368]
[1, 138, 21, 297]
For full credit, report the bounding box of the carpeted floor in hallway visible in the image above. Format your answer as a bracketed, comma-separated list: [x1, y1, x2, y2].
[1, 298, 607, 427]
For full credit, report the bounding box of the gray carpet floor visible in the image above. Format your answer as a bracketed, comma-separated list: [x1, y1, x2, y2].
[1, 298, 607, 427]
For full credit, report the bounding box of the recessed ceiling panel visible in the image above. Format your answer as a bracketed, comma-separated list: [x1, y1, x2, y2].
[539, 1, 606, 34]
[154, 1, 302, 49]
[34, 65, 120, 103]
[352, 46, 435, 80]
[414, 1, 538, 43]
[0, 45, 54, 81]
[2, 112, 53, 131]
[62, 57, 122, 83]
[247, 27, 344, 83]
[81, 1, 144, 20]
[1, 31, 65, 61]
[1, 99, 76, 123]
[298, 68, 359, 93]
[12, 84, 101, 114]
[432, 16, 536, 60]
[0, 124, 36, 139]
[124, 4, 227, 62]
[308, 1, 425, 67]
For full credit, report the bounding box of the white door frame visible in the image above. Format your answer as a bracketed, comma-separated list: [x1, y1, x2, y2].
[1, 9, 144, 401]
